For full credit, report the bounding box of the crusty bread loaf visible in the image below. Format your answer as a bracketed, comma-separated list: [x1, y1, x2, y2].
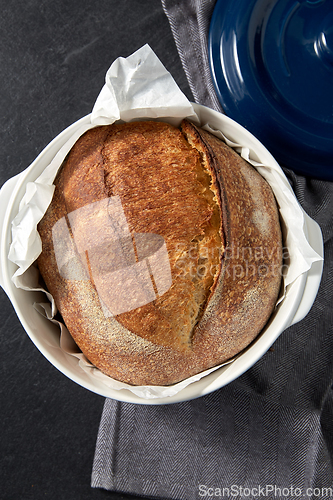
[37, 119, 283, 385]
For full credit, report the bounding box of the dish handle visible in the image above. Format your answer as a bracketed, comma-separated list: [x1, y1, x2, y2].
[0, 173, 22, 291]
[290, 212, 324, 326]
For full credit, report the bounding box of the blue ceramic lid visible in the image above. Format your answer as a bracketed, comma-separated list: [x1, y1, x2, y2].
[208, 0, 333, 180]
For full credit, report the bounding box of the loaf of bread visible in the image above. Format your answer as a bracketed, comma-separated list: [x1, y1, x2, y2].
[37, 119, 282, 386]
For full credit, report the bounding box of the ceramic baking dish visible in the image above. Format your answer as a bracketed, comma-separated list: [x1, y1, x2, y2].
[0, 103, 324, 404]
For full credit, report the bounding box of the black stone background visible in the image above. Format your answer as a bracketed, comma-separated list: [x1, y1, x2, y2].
[0, 1, 192, 499]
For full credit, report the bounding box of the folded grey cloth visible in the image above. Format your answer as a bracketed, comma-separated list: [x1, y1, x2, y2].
[91, 1, 333, 498]
[162, 0, 221, 112]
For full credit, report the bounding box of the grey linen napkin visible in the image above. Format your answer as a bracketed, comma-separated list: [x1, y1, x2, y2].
[91, 1, 333, 498]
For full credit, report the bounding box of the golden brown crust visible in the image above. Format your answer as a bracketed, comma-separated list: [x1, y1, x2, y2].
[181, 121, 283, 367]
[37, 119, 282, 386]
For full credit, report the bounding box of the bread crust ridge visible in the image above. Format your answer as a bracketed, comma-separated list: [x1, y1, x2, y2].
[37, 119, 283, 386]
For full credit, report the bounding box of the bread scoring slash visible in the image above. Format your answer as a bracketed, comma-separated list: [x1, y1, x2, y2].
[37, 119, 283, 386]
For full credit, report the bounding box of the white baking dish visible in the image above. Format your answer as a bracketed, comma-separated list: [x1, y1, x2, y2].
[0, 103, 324, 404]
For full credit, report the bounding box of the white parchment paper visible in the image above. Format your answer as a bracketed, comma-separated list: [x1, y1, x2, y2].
[7, 44, 322, 399]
